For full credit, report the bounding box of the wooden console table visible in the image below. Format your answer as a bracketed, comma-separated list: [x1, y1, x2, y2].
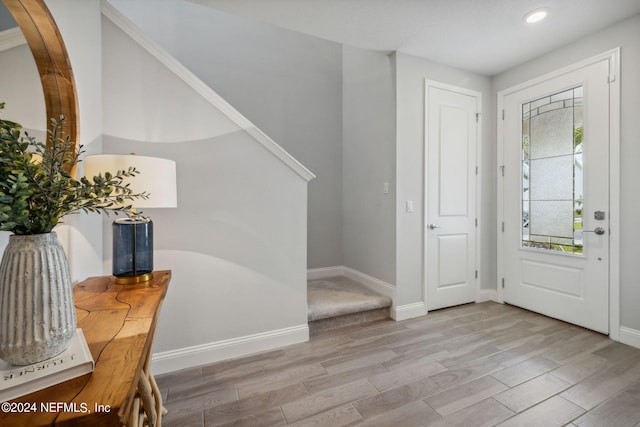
[0, 270, 171, 426]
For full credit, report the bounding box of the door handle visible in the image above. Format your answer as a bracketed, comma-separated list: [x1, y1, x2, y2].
[428, 224, 441, 230]
[583, 227, 606, 235]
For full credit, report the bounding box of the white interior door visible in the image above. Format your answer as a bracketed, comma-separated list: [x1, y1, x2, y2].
[426, 82, 479, 311]
[500, 58, 610, 333]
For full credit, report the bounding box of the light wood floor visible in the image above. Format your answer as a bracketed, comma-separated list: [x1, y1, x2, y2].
[156, 302, 640, 426]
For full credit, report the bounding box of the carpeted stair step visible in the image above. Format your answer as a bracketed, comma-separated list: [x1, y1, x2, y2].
[307, 276, 392, 334]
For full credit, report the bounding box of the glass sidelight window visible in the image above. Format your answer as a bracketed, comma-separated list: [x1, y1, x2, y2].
[522, 86, 583, 253]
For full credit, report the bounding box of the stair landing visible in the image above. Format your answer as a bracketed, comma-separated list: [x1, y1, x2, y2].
[307, 276, 392, 334]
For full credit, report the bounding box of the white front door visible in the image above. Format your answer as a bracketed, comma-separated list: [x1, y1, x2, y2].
[500, 58, 611, 333]
[425, 82, 479, 311]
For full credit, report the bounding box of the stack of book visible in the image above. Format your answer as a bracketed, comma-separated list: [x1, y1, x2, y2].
[0, 329, 94, 402]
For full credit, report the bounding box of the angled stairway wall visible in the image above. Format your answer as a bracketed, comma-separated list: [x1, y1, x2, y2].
[107, 0, 345, 271]
[101, 2, 314, 373]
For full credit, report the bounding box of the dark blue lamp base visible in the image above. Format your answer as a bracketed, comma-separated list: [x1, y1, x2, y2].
[112, 217, 154, 284]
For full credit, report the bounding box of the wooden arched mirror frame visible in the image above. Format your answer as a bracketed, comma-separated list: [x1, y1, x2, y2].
[3, 0, 79, 147]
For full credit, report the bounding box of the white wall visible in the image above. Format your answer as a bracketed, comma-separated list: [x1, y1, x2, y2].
[0, 39, 45, 138]
[102, 15, 310, 371]
[342, 46, 396, 285]
[108, 0, 344, 271]
[394, 52, 494, 307]
[493, 14, 640, 332]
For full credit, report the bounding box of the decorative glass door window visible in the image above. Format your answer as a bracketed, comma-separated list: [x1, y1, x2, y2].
[522, 86, 583, 253]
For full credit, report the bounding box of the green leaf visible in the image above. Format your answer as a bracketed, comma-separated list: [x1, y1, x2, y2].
[0, 101, 150, 234]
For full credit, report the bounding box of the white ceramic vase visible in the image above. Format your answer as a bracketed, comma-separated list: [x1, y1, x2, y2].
[0, 233, 76, 365]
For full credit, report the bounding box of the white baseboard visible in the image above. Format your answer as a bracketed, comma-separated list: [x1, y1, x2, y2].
[308, 265, 395, 305]
[392, 302, 428, 321]
[619, 326, 640, 350]
[309, 267, 502, 323]
[307, 266, 345, 280]
[151, 324, 309, 375]
[343, 267, 395, 300]
[477, 289, 498, 303]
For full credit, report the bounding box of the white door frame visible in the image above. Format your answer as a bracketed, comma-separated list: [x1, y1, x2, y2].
[496, 48, 621, 339]
[424, 79, 482, 309]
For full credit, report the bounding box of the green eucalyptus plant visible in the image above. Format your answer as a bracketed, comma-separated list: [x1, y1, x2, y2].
[0, 102, 147, 235]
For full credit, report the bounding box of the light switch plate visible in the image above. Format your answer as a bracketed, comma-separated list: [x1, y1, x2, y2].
[406, 200, 414, 213]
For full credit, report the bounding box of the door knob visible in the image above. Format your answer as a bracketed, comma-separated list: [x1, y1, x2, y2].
[583, 227, 606, 235]
[428, 224, 441, 230]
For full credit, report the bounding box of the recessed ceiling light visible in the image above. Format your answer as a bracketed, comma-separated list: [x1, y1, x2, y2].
[524, 8, 549, 24]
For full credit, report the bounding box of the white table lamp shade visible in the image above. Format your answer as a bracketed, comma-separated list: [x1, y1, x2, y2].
[84, 154, 177, 208]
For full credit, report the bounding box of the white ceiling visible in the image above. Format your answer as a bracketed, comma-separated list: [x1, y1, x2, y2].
[191, 0, 640, 76]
